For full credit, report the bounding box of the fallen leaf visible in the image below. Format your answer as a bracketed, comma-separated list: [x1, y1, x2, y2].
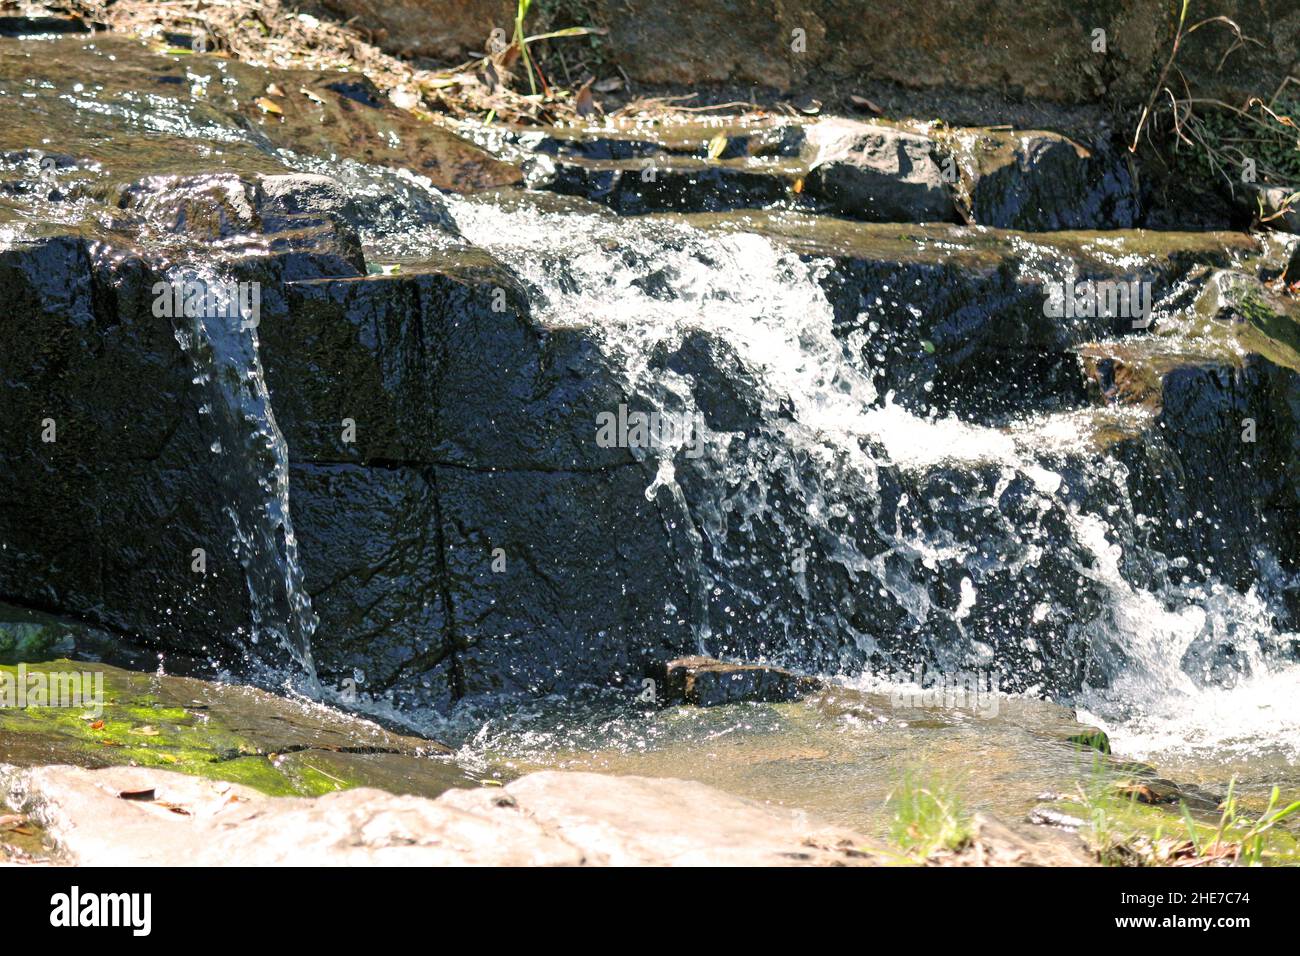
[575, 79, 596, 119]
[89, 719, 104, 730]
[1115, 782, 1162, 804]
[593, 76, 623, 93]
[299, 86, 326, 105]
[706, 132, 728, 161]
[255, 97, 283, 116]
[157, 802, 191, 816]
[118, 788, 156, 802]
[266, 83, 285, 97]
[0, 814, 25, 829]
[792, 177, 804, 194]
[850, 94, 883, 114]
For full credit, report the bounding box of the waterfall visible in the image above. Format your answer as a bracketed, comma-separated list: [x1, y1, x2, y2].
[167, 265, 320, 690]
[447, 196, 1300, 759]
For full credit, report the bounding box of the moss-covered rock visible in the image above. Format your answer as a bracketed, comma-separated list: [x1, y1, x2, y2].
[0, 660, 475, 798]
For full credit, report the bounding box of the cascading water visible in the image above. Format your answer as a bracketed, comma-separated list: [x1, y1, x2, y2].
[167, 264, 320, 691]
[446, 195, 1300, 761]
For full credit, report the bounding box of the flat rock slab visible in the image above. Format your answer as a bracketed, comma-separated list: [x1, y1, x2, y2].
[658, 656, 823, 707]
[1, 765, 880, 866]
[0, 659, 470, 799]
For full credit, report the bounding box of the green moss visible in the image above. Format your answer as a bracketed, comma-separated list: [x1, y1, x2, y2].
[0, 661, 334, 797]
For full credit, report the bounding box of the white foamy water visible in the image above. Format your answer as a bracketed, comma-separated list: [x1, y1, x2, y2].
[447, 196, 1300, 765]
[1082, 667, 1300, 763]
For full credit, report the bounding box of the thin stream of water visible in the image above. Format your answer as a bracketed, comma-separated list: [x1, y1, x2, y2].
[168, 263, 320, 691]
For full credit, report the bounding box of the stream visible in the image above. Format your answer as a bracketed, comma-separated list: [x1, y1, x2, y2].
[1, 31, 1298, 837]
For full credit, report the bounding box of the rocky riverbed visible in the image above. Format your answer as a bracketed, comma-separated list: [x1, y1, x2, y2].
[1, 12, 1299, 866]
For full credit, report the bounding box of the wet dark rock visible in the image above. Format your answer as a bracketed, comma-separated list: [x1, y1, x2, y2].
[522, 120, 1139, 230]
[2, 28, 1297, 723]
[438, 466, 691, 702]
[657, 656, 823, 706]
[544, 157, 798, 215]
[1077, 275, 1300, 591]
[498, 121, 809, 217]
[0, 224, 695, 710]
[288, 464, 452, 709]
[802, 120, 956, 223]
[0, 14, 90, 36]
[0, 238, 257, 664]
[258, 260, 630, 472]
[520, 120, 807, 163]
[946, 129, 1140, 230]
[117, 172, 368, 278]
[786, 219, 1255, 422]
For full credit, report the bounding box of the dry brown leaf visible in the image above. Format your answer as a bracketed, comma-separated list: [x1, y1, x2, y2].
[255, 97, 283, 115]
[575, 79, 596, 118]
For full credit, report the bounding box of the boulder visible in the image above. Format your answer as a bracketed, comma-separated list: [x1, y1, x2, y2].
[945, 129, 1140, 230]
[657, 655, 823, 706]
[1078, 272, 1300, 615]
[802, 120, 956, 223]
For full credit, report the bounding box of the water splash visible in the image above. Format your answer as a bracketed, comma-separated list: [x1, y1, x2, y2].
[447, 196, 1298, 762]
